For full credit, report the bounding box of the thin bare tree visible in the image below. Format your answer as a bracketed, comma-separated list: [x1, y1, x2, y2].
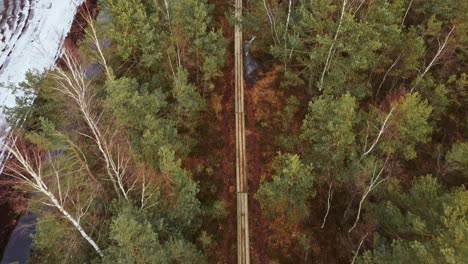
[361, 106, 394, 159]
[401, 0, 414, 27]
[376, 54, 402, 97]
[362, 25, 454, 157]
[52, 49, 131, 199]
[263, 0, 279, 43]
[1, 139, 104, 257]
[349, 157, 389, 233]
[282, 0, 293, 70]
[411, 26, 455, 93]
[351, 232, 368, 264]
[321, 181, 334, 229]
[82, 11, 113, 80]
[319, 0, 347, 91]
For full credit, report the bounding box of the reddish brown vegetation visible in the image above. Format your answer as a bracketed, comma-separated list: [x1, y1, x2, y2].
[64, 0, 99, 50]
[56, 0, 99, 67]
[216, 13, 237, 263]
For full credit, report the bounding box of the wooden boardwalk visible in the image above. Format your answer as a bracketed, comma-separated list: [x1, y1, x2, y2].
[234, 0, 250, 263]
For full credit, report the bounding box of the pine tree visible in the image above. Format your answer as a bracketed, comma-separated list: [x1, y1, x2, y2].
[256, 153, 315, 223]
[358, 175, 468, 264]
[300, 93, 358, 181]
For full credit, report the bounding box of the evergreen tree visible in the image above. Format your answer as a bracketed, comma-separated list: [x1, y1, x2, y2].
[150, 147, 201, 236]
[101, 0, 226, 86]
[445, 142, 468, 178]
[300, 93, 358, 181]
[380, 93, 433, 160]
[358, 175, 468, 264]
[102, 202, 207, 264]
[256, 153, 315, 223]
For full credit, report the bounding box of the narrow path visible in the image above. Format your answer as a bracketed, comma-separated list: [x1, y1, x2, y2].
[234, 0, 250, 263]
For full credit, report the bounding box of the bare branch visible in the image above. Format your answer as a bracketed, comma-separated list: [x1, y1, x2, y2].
[263, 0, 279, 43]
[82, 12, 112, 80]
[349, 157, 389, 233]
[321, 182, 334, 229]
[401, 0, 414, 27]
[351, 232, 369, 264]
[283, 0, 293, 70]
[1, 141, 103, 257]
[361, 106, 394, 158]
[353, 0, 366, 16]
[52, 49, 130, 199]
[376, 54, 401, 97]
[319, 0, 347, 91]
[411, 26, 455, 93]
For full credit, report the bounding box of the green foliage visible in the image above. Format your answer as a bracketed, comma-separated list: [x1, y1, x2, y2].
[446, 142, 468, 177]
[359, 175, 468, 264]
[172, 68, 206, 130]
[104, 76, 194, 164]
[102, 202, 166, 264]
[301, 93, 358, 179]
[161, 238, 208, 263]
[276, 95, 301, 151]
[148, 147, 201, 236]
[2, 72, 69, 130]
[102, 202, 206, 264]
[382, 93, 433, 160]
[417, 75, 449, 120]
[164, 0, 226, 82]
[33, 213, 89, 264]
[256, 153, 315, 222]
[100, 0, 162, 67]
[101, 0, 226, 85]
[203, 199, 228, 220]
[268, 0, 409, 98]
[105, 77, 167, 128]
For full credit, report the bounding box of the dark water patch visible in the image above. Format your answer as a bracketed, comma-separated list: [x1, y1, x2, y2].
[1, 211, 36, 264]
[0, 202, 17, 254]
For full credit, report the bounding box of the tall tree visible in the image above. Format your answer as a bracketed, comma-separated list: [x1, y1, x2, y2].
[256, 153, 315, 223]
[358, 175, 468, 264]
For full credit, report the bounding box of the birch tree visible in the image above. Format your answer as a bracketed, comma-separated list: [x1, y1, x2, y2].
[82, 11, 113, 80]
[318, 0, 347, 91]
[1, 138, 103, 257]
[52, 49, 132, 199]
[349, 157, 389, 233]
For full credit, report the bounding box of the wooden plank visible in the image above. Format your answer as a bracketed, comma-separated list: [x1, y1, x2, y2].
[237, 193, 250, 264]
[234, 0, 250, 263]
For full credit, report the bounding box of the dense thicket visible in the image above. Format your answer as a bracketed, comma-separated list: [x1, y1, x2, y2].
[3, 0, 226, 262]
[248, 0, 467, 262]
[1, 0, 466, 263]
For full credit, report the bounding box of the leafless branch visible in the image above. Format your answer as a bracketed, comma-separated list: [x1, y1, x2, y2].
[263, 0, 279, 43]
[351, 232, 368, 264]
[376, 54, 401, 97]
[361, 106, 394, 158]
[52, 49, 130, 199]
[319, 0, 347, 91]
[82, 12, 112, 80]
[321, 182, 334, 229]
[349, 157, 389, 233]
[1, 141, 103, 257]
[401, 0, 414, 27]
[411, 26, 455, 93]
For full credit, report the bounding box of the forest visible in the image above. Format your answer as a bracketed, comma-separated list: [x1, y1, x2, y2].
[0, 0, 467, 263]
